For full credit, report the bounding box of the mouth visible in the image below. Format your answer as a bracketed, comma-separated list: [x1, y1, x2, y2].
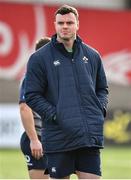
[62, 31, 69, 35]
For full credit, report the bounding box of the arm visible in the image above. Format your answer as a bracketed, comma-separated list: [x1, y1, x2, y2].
[19, 80, 43, 159]
[25, 53, 56, 121]
[96, 54, 108, 117]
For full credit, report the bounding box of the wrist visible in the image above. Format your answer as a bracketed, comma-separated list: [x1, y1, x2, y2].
[29, 135, 39, 142]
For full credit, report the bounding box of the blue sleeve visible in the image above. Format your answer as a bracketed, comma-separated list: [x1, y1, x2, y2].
[95, 54, 108, 117]
[19, 79, 26, 104]
[24, 53, 56, 121]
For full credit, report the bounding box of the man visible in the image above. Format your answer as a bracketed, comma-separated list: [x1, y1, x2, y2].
[19, 37, 51, 179]
[25, 5, 108, 179]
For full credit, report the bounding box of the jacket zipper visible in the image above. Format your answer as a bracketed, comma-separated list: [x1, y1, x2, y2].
[70, 57, 91, 144]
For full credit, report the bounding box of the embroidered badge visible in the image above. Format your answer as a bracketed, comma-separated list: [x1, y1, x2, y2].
[53, 60, 60, 66]
[83, 56, 88, 63]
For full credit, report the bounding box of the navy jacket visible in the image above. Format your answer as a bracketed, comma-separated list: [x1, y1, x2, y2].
[19, 78, 42, 136]
[25, 35, 108, 153]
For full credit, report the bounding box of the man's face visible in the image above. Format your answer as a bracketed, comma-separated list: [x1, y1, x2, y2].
[54, 12, 79, 41]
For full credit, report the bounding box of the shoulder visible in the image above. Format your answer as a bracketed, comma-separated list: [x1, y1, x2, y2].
[30, 42, 52, 64]
[81, 42, 102, 62]
[27, 44, 49, 67]
[82, 42, 100, 56]
[81, 42, 103, 69]
[36, 42, 51, 56]
[27, 42, 53, 73]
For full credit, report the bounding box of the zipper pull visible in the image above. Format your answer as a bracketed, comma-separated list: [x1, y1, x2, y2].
[72, 59, 74, 62]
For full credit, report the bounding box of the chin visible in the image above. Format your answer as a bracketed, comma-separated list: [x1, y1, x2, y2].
[61, 36, 70, 41]
[58, 34, 71, 41]
[62, 37, 70, 41]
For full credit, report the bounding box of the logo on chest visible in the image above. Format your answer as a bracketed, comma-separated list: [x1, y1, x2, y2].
[53, 60, 61, 66]
[82, 56, 88, 63]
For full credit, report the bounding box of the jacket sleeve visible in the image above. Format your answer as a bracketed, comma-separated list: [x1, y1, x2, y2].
[95, 54, 108, 117]
[25, 53, 56, 121]
[19, 78, 26, 104]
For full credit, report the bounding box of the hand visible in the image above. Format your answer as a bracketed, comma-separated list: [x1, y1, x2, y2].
[30, 139, 44, 160]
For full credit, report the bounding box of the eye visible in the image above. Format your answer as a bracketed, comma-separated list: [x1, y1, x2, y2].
[57, 22, 64, 25]
[67, 21, 74, 25]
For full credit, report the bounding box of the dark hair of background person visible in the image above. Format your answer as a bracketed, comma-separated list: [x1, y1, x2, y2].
[35, 37, 51, 50]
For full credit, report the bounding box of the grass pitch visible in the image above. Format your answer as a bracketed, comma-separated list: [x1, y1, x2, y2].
[0, 146, 131, 179]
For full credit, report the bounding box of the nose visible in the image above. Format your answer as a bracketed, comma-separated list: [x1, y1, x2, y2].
[63, 22, 68, 28]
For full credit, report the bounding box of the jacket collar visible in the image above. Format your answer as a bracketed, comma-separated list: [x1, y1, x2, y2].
[51, 34, 82, 58]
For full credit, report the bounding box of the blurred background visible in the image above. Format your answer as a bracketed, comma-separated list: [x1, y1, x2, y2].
[0, 0, 131, 179]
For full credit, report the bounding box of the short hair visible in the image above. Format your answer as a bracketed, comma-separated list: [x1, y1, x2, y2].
[35, 37, 51, 50]
[55, 4, 79, 20]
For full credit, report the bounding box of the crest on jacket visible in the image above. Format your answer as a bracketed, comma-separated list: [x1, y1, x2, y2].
[83, 56, 88, 63]
[53, 60, 61, 66]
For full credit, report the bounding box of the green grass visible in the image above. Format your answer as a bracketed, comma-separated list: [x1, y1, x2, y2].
[0, 149, 29, 179]
[0, 147, 131, 179]
[101, 146, 131, 179]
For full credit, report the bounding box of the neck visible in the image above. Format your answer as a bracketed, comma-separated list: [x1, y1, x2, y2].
[57, 35, 76, 49]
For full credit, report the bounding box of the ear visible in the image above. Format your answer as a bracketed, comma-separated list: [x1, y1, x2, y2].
[77, 20, 79, 30]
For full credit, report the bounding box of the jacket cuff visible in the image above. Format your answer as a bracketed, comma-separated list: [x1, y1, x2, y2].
[103, 106, 107, 117]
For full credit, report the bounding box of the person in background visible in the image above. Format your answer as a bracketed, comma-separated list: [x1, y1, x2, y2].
[25, 4, 108, 179]
[19, 37, 51, 179]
